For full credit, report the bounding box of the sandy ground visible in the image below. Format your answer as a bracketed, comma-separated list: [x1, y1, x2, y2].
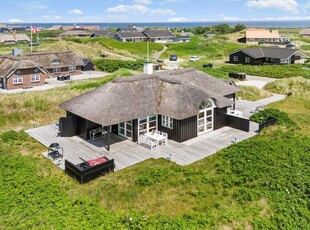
[236, 75, 277, 89]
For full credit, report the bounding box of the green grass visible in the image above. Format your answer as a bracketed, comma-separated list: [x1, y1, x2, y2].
[161, 36, 245, 61]
[211, 64, 310, 79]
[65, 37, 164, 59]
[264, 77, 310, 97]
[236, 86, 272, 101]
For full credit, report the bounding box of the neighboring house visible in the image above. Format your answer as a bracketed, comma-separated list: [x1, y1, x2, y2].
[229, 47, 307, 65]
[58, 29, 90, 38]
[299, 28, 310, 37]
[24, 51, 84, 77]
[115, 31, 148, 42]
[59, 68, 248, 146]
[0, 55, 47, 90]
[143, 30, 175, 43]
[205, 33, 216, 39]
[0, 28, 10, 33]
[174, 36, 191, 43]
[0, 33, 30, 44]
[82, 59, 95, 71]
[90, 30, 116, 38]
[117, 24, 144, 32]
[48, 25, 100, 31]
[0, 51, 84, 90]
[238, 28, 290, 45]
[179, 31, 194, 37]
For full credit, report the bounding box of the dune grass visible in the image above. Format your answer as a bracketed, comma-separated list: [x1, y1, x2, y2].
[264, 77, 310, 98]
[236, 85, 272, 101]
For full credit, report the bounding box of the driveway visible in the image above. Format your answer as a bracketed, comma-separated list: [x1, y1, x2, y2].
[236, 75, 277, 89]
[0, 71, 109, 94]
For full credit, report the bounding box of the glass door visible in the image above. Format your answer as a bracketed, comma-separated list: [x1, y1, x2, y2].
[198, 100, 214, 135]
[118, 120, 132, 139]
[138, 115, 157, 137]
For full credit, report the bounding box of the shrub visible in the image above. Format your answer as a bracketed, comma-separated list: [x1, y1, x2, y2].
[93, 59, 144, 72]
[250, 108, 296, 127]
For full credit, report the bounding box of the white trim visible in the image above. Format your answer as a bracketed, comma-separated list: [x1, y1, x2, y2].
[69, 66, 76, 72]
[30, 74, 40, 82]
[118, 120, 132, 140]
[53, 67, 61, 73]
[198, 99, 215, 136]
[233, 56, 238, 62]
[161, 115, 173, 129]
[13, 76, 23, 85]
[245, 57, 250, 63]
[138, 115, 157, 139]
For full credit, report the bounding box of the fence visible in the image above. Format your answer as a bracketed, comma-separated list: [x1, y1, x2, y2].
[258, 118, 277, 132]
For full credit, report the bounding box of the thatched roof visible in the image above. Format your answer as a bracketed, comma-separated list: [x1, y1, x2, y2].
[60, 68, 239, 126]
[0, 34, 30, 43]
[24, 51, 84, 69]
[0, 55, 45, 77]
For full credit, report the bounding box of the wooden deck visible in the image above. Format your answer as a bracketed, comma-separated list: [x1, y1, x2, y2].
[26, 123, 259, 171]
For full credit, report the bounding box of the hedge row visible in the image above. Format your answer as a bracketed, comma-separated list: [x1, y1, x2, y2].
[93, 59, 144, 72]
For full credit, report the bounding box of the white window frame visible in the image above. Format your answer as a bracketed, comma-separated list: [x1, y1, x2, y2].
[266, 58, 269, 61]
[161, 115, 173, 129]
[138, 115, 157, 137]
[52, 59, 60, 65]
[233, 56, 238, 62]
[249, 38, 254, 42]
[245, 57, 250, 63]
[53, 67, 61, 73]
[69, 66, 76, 72]
[30, 74, 40, 82]
[13, 76, 23, 85]
[271, 58, 274, 62]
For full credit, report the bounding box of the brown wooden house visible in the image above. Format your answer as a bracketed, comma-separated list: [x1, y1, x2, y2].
[0, 51, 84, 90]
[0, 56, 47, 90]
[60, 68, 250, 149]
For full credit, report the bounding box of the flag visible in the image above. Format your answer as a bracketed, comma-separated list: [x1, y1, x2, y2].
[31, 26, 39, 34]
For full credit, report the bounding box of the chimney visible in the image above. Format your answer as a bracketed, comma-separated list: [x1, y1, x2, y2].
[12, 48, 23, 56]
[144, 62, 153, 75]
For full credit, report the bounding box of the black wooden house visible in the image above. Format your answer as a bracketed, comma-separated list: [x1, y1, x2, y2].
[60, 68, 249, 150]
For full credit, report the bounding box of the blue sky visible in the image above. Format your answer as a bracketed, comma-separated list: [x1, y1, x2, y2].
[2, 0, 310, 23]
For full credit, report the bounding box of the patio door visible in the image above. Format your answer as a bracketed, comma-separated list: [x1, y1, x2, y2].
[118, 120, 132, 140]
[198, 99, 214, 135]
[138, 115, 157, 137]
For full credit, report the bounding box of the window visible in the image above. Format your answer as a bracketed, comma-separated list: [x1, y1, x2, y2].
[138, 115, 157, 136]
[249, 38, 254, 42]
[245, 57, 250, 63]
[52, 59, 60, 65]
[69, 66, 76, 72]
[266, 58, 269, 61]
[233, 56, 238, 61]
[31, 74, 40, 82]
[13, 76, 23, 84]
[161, 115, 173, 129]
[270, 58, 274, 62]
[260, 38, 265, 42]
[53, 67, 61, 73]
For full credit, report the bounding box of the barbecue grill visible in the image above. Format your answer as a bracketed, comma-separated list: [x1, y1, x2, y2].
[48, 143, 63, 161]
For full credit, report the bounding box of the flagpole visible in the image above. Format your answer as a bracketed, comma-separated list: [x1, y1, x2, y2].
[30, 25, 33, 53]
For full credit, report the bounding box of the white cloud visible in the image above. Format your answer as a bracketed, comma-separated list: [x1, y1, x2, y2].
[245, 0, 298, 13]
[8, 18, 23, 23]
[55, 16, 62, 19]
[168, 17, 189, 22]
[69, 9, 83, 15]
[106, 4, 150, 15]
[19, 2, 47, 11]
[134, 0, 153, 4]
[150, 9, 176, 16]
[217, 14, 244, 21]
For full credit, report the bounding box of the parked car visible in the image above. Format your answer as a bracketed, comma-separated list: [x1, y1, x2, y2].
[286, 43, 296, 48]
[189, 56, 200, 62]
[169, 54, 177, 61]
[157, 59, 164, 63]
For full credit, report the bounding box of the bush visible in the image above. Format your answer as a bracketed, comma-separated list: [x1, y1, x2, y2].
[250, 108, 296, 127]
[93, 59, 144, 72]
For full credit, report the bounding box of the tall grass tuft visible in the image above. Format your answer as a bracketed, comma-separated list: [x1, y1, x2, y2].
[264, 77, 310, 98]
[237, 85, 272, 101]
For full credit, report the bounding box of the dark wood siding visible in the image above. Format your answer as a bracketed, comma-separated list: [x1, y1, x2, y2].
[226, 115, 250, 132]
[132, 119, 138, 142]
[229, 51, 263, 65]
[75, 116, 100, 139]
[82, 61, 95, 71]
[158, 115, 197, 142]
[214, 107, 227, 130]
